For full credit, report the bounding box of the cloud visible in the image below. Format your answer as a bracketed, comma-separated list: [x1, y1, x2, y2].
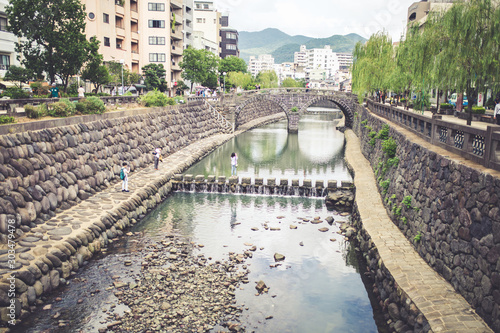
[215, 0, 416, 40]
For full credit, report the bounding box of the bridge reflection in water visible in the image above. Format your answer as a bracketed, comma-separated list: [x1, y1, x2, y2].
[186, 111, 351, 186]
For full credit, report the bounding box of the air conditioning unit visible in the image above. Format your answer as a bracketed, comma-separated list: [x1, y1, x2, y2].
[117, 43, 122, 48]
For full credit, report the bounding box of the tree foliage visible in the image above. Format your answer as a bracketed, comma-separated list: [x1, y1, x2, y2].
[219, 56, 247, 74]
[2, 65, 34, 88]
[227, 72, 253, 89]
[352, 0, 500, 122]
[81, 37, 110, 93]
[142, 63, 167, 92]
[180, 47, 219, 91]
[6, 0, 94, 92]
[256, 70, 279, 88]
[281, 77, 304, 88]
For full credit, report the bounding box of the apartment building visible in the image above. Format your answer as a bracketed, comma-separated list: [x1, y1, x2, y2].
[82, 0, 184, 95]
[248, 54, 275, 77]
[183, 0, 194, 49]
[0, 0, 19, 79]
[407, 0, 459, 28]
[192, 0, 220, 55]
[219, 15, 238, 59]
[294, 45, 308, 67]
[294, 45, 353, 81]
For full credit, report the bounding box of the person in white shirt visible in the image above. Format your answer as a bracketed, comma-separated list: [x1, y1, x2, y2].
[78, 86, 85, 98]
[121, 162, 130, 192]
[494, 99, 500, 125]
[230, 152, 238, 176]
[154, 148, 162, 170]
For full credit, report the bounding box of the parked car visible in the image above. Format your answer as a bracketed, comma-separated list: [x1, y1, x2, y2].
[448, 93, 468, 107]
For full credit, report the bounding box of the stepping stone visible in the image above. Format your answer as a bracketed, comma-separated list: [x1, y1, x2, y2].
[22, 236, 40, 243]
[19, 241, 36, 247]
[47, 227, 72, 236]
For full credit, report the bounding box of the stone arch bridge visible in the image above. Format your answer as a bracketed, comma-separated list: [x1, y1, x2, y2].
[211, 89, 358, 133]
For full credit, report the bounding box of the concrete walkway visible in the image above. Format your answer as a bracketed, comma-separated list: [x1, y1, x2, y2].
[344, 129, 493, 333]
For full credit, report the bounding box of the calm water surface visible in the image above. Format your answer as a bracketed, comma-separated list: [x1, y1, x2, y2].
[15, 111, 386, 332]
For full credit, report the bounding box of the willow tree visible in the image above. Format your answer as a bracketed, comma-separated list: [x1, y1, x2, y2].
[438, 0, 500, 124]
[352, 32, 395, 103]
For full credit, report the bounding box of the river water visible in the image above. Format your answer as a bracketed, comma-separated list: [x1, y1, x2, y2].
[14, 109, 387, 332]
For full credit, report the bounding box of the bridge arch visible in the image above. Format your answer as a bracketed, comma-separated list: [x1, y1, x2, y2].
[297, 95, 354, 128]
[232, 91, 356, 133]
[234, 95, 290, 130]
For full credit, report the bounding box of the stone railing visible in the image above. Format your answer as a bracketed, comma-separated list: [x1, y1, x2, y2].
[0, 96, 139, 117]
[366, 99, 500, 171]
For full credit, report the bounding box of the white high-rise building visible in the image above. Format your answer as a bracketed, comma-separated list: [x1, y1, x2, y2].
[294, 45, 353, 82]
[248, 54, 275, 77]
[192, 0, 220, 55]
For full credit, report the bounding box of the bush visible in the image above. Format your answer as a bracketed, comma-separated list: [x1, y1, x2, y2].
[84, 92, 111, 97]
[471, 106, 486, 114]
[0, 115, 15, 124]
[368, 131, 377, 138]
[48, 101, 73, 117]
[382, 137, 397, 158]
[138, 90, 169, 107]
[379, 179, 390, 194]
[166, 97, 176, 106]
[24, 104, 46, 119]
[174, 96, 185, 104]
[440, 103, 453, 110]
[1, 87, 31, 99]
[376, 124, 390, 140]
[76, 96, 106, 114]
[59, 98, 76, 115]
[291, 107, 298, 112]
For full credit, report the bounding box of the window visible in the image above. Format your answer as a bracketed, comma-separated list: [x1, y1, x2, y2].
[0, 17, 7, 31]
[149, 53, 166, 62]
[0, 55, 10, 70]
[104, 37, 110, 47]
[196, 3, 201, 8]
[226, 32, 237, 39]
[196, 18, 202, 23]
[203, 4, 209, 9]
[148, 20, 165, 28]
[148, 3, 165, 11]
[149, 36, 166, 45]
[103, 13, 109, 23]
[226, 44, 237, 50]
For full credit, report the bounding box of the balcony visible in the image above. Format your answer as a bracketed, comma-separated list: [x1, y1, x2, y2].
[131, 31, 139, 41]
[171, 27, 182, 40]
[171, 0, 182, 9]
[132, 51, 140, 61]
[171, 45, 183, 56]
[116, 26, 125, 38]
[115, 3, 125, 15]
[171, 62, 181, 72]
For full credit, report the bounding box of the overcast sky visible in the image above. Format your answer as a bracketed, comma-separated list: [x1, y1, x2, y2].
[214, 0, 418, 40]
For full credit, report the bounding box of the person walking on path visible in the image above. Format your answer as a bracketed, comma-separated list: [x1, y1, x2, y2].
[78, 85, 85, 98]
[153, 148, 162, 170]
[49, 83, 60, 98]
[121, 162, 130, 192]
[495, 99, 500, 125]
[230, 152, 238, 176]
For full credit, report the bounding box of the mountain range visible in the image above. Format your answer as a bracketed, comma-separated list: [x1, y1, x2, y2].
[238, 28, 366, 64]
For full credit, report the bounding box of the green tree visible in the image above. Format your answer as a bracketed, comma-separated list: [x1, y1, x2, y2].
[281, 78, 304, 88]
[256, 70, 278, 88]
[2, 65, 34, 88]
[180, 46, 220, 92]
[219, 56, 247, 75]
[81, 37, 110, 93]
[352, 32, 395, 102]
[437, 0, 500, 124]
[6, 0, 94, 92]
[142, 63, 167, 92]
[227, 72, 253, 89]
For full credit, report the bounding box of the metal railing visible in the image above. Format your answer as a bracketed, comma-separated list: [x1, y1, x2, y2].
[366, 99, 500, 172]
[203, 99, 232, 133]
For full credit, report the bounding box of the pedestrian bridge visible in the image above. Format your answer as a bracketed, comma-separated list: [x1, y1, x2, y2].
[188, 88, 358, 133]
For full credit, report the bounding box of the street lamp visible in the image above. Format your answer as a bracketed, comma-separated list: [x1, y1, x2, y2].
[120, 59, 124, 96]
[223, 72, 226, 94]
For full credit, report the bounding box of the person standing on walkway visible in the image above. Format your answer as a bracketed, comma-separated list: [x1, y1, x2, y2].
[121, 162, 130, 192]
[230, 152, 238, 176]
[49, 83, 60, 98]
[78, 85, 85, 98]
[495, 99, 500, 125]
[153, 148, 162, 170]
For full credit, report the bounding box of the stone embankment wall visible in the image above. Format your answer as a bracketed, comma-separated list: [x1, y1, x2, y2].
[353, 105, 500, 331]
[235, 99, 284, 128]
[0, 102, 220, 242]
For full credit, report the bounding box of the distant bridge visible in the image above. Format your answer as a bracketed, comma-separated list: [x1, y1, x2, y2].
[189, 88, 358, 133]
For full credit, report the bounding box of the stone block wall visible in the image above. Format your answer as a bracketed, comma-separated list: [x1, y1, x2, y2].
[0, 104, 221, 243]
[236, 100, 285, 127]
[353, 105, 500, 331]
